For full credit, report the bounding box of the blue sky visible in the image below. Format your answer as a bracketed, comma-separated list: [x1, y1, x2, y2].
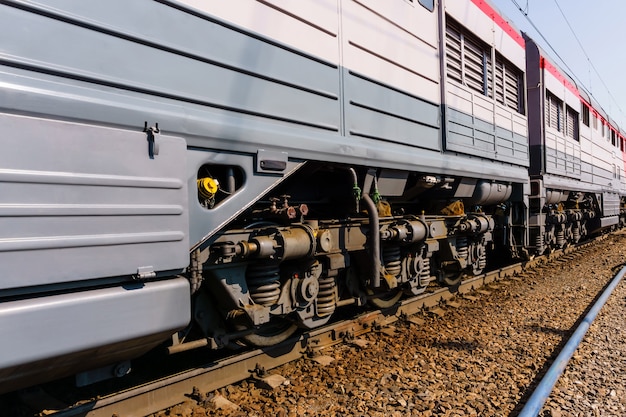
[490, 0, 626, 129]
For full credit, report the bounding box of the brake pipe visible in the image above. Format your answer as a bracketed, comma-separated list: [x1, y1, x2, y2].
[518, 264, 626, 417]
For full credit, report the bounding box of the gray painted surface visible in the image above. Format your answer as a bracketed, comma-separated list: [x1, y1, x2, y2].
[602, 193, 620, 216]
[545, 147, 581, 178]
[0, 277, 190, 379]
[0, 62, 529, 184]
[0, 1, 533, 261]
[600, 216, 619, 227]
[0, 1, 341, 131]
[187, 150, 304, 248]
[446, 107, 529, 166]
[0, 1, 529, 187]
[0, 114, 189, 289]
[540, 174, 610, 194]
[581, 161, 594, 183]
[542, 148, 617, 192]
[345, 71, 440, 150]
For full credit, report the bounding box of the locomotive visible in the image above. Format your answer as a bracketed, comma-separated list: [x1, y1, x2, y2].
[0, 0, 624, 393]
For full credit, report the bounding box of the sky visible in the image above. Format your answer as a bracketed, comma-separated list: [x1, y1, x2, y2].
[490, 0, 626, 129]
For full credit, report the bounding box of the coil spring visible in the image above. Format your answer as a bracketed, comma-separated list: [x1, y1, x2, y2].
[572, 226, 580, 243]
[556, 229, 565, 247]
[382, 246, 402, 277]
[316, 275, 337, 318]
[247, 262, 281, 306]
[477, 250, 487, 270]
[419, 256, 432, 287]
[456, 237, 469, 260]
[535, 233, 544, 252]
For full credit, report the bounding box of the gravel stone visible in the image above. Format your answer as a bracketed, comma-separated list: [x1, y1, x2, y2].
[538, 246, 626, 417]
[149, 233, 626, 417]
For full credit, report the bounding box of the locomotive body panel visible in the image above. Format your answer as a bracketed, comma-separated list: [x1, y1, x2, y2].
[0, 277, 190, 393]
[526, 36, 623, 196]
[578, 95, 595, 186]
[541, 58, 582, 181]
[177, 0, 341, 65]
[585, 111, 624, 193]
[525, 37, 582, 186]
[0, 113, 189, 290]
[443, 0, 529, 167]
[342, 0, 441, 150]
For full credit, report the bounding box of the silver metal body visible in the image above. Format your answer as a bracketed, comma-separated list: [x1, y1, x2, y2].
[0, 0, 623, 392]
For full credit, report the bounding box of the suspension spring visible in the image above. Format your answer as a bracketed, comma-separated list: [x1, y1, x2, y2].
[419, 256, 432, 287]
[556, 229, 565, 247]
[456, 237, 469, 260]
[316, 275, 337, 317]
[382, 246, 402, 277]
[535, 233, 544, 253]
[477, 250, 487, 270]
[247, 262, 281, 306]
[572, 226, 580, 243]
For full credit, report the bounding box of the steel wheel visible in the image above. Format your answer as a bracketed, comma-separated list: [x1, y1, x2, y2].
[367, 288, 403, 309]
[239, 318, 299, 347]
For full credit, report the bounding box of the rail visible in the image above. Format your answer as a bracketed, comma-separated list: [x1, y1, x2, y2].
[517, 263, 626, 417]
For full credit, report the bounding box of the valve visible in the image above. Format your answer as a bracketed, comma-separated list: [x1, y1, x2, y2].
[198, 177, 219, 208]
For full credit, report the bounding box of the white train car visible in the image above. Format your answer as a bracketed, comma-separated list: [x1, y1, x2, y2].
[525, 36, 625, 253]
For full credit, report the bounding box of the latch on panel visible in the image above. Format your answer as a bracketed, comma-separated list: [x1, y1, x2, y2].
[143, 122, 160, 159]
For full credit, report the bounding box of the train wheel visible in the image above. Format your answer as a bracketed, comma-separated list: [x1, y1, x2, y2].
[367, 288, 402, 309]
[240, 319, 298, 347]
[439, 270, 463, 289]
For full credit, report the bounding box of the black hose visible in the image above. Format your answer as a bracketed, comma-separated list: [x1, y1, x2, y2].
[362, 193, 381, 288]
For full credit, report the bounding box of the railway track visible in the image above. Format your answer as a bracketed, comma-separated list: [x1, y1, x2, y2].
[9, 236, 611, 417]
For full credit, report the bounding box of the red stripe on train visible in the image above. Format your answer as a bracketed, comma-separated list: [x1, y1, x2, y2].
[471, 0, 525, 48]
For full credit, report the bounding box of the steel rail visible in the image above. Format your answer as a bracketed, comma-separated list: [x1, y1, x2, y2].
[517, 263, 626, 417]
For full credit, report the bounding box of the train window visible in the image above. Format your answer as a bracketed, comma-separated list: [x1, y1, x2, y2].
[611, 129, 616, 146]
[565, 105, 579, 141]
[545, 91, 563, 132]
[593, 114, 598, 130]
[418, 0, 434, 11]
[581, 104, 590, 127]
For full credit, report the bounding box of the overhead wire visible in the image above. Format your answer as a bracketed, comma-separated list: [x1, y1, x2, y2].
[551, 0, 625, 122]
[507, 0, 625, 127]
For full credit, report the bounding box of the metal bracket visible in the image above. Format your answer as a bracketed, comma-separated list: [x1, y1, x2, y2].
[256, 149, 287, 173]
[143, 122, 160, 159]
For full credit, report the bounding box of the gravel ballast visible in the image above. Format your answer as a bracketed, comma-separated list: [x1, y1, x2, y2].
[151, 233, 626, 417]
[539, 268, 626, 417]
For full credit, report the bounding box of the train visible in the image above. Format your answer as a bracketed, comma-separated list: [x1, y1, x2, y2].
[1, 0, 625, 394]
